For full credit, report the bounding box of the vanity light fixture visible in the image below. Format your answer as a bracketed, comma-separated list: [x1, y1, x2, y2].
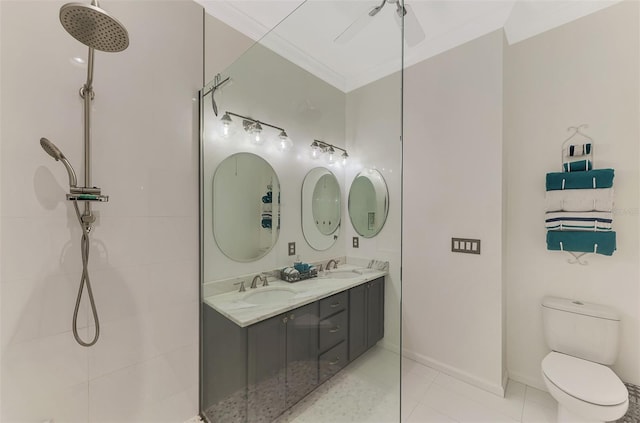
[309, 140, 349, 166]
[220, 111, 291, 149]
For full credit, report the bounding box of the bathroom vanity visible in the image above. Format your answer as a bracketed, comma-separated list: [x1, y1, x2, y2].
[202, 268, 386, 423]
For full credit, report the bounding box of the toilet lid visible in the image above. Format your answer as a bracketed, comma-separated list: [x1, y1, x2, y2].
[542, 352, 628, 406]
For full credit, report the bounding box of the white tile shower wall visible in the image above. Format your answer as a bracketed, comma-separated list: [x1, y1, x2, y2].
[504, 1, 640, 390]
[0, 1, 202, 421]
[402, 30, 506, 395]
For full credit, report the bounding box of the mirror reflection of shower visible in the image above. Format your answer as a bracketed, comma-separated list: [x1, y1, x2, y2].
[39, 0, 129, 347]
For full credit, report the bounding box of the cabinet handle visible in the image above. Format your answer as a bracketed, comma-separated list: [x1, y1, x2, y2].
[329, 325, 340, 333]
[330, 302, 341, 308]
[329, 356, 341, 365]
[290, 313, 295, 320]
[282, 316, 289, 324]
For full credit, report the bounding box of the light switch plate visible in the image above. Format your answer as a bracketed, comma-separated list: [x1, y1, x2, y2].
[288, 242, 296, 256]
[451, 238, 481, 254]
[353, 237, 359, 248]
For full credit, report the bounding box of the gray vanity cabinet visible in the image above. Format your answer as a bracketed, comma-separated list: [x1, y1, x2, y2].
[202, 306, 248, 423]
[247, 302, 319, 423]
[349, 276, 385, 361]
[318, 292, 349, 383]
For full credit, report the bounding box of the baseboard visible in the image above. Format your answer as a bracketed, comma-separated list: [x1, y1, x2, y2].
[508, 370, 548, 392]
[502, 369, 510, 393]
[402, 348, 506, 397]
[379, 340, 401, 355]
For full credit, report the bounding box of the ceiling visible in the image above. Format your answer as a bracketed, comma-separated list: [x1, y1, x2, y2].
[195, 0, 621, 92]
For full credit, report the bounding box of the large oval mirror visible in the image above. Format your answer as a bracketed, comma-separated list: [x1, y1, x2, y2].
[212, 153, 280, 261]
[302, 167, 341, 250]
[348, 169, 389, 238]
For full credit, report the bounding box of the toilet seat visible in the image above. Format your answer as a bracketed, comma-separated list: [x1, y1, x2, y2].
[542, 352, 628, 406]
[542, 352, 628, 422]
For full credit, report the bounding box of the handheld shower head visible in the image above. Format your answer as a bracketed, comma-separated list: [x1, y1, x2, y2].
[60, 2, 129, 52]
[40, 137, 78, 187]
[40, 137, 64, 161]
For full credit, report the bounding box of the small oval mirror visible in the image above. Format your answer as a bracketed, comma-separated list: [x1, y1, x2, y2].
[212, 153, 280, 262]
[348, 169, 389, 238]
[302, 167, 341, 250]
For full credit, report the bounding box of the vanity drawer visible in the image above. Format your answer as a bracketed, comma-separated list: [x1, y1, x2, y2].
[319, 291, 348, 319]
[319, 340, 348, 383]
[319, 310, 347, 352]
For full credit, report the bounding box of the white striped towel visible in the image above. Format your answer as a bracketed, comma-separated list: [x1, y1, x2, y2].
[545, 211, 613, 231]
[545, 188, 614, 212]
[564, 143, 592, 157]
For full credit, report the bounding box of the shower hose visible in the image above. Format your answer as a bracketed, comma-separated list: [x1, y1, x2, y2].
[72, 201, 100, 347]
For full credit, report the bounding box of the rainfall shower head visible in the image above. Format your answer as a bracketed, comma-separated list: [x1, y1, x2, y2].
[40, 137, 78, 187]
[60, 2, 129, 52]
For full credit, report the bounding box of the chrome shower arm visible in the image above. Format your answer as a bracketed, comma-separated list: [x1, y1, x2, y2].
[84, 47, 95, 92]
[61, 157, 78, 187]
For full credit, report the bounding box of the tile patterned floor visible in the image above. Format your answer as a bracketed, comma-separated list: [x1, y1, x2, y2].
[280, 346, 557, 423]
[190, 347, 640, 422]
[188, 346, 559, 423]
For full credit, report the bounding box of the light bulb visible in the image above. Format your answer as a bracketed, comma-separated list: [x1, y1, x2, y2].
[310, 141, 321, 159]
[278, 131, 292, 151]
[327, 146, 335, 164]
[220, 113, 232, 138]
[341, 151, 349, 166]
[249, 122, 263, 145]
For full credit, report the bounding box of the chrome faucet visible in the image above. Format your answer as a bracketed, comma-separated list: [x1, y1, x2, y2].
[251, 274, 268, 289]
[326, 259, 340, 270]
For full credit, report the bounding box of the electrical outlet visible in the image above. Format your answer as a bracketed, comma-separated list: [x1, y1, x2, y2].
[288, 242, 296, 256]
[352, 237, 359, 248]
[451, 238, 481, 254]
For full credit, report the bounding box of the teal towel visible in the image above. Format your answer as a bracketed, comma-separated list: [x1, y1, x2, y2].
[546, 168, 614, 191]
[563, 159, 592, 172]
[546, 230, 616, 256]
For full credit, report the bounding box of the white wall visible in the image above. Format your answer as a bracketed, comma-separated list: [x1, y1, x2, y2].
[0, 1, 202, 421]
[402, 30, 506, 395]
[346, 74, 403, 353]
[202, 40, 348, 283]
[505, 0, 640, 390]
[204, 14, 253, 87]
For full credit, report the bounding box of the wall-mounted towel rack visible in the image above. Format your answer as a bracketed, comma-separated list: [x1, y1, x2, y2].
[561, 124, 594, 172]
[545, 124, 616, 264]
[560, 241, 597, 265]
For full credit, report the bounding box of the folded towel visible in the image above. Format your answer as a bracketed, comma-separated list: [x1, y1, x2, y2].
[563, 159, 592, 172]
[546, 169, 614, 191]
[261, 218, 272, 229]
[546, 230, 616, 256]
[565, 143, 592, 157]
[545, 188, 614, 212]
[545, 211, 613, 231]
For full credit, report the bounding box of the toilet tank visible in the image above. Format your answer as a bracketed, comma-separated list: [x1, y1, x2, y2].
[542, 296, 620, 365]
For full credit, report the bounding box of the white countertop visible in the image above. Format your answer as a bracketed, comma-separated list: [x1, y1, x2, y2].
[204, 265, 386, 327]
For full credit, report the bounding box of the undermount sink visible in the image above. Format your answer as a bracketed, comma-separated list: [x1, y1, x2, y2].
[327, 270, 361, 279]
[244, 287, 296, 305]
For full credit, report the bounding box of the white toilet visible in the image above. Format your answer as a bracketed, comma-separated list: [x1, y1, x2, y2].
[541, 296, 629, 423]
